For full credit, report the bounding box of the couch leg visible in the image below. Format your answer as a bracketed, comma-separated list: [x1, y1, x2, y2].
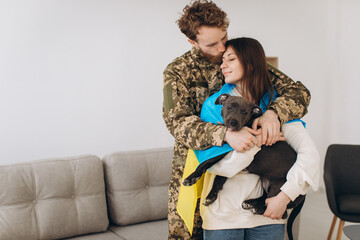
[336, 219, 344, 240]
[327, 215, 337, 240]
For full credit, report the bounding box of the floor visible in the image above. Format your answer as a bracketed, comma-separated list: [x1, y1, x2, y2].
[298, 187, 356, 240]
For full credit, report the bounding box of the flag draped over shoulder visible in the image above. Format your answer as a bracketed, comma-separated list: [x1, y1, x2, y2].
[177, 84, 305, 234]
[177, 84, 235, 234]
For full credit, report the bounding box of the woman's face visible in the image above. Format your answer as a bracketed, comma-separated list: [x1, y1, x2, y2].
[220, 47, 244, 85]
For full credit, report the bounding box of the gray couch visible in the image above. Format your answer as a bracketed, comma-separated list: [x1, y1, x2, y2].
[0, 147, 301, 240]
[0, 148, 172, 240]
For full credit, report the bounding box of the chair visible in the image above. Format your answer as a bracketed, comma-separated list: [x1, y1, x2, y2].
[324, 144, 360, 240]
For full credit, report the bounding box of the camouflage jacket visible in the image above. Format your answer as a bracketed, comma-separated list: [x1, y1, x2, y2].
[162, 47, 311, 165]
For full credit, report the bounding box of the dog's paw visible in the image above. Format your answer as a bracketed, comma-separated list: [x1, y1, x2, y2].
[242, 201, 254, 210]
[203, 199, 211, 206]
[182, 176, 200, 186]
[204, 193, 218, 206]
[182, 178, 192, 186]
[252, 205, 266, 215]
[203, 197, 216, 206]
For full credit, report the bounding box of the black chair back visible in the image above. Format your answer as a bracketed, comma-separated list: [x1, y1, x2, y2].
[324, 144, 360, 222]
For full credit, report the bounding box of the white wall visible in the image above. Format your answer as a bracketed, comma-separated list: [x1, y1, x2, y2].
[1, 0, 359, 165]
[327, 0, 360, 144]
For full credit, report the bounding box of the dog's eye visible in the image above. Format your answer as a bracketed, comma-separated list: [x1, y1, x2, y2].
[227, 105, 233, 110]
[241, 109, 248, 115]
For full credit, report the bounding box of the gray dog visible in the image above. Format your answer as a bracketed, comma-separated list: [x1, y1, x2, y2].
[183, 93, 305, 240]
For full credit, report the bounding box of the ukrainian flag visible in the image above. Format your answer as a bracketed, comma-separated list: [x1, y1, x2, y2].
[177, 149, 204, 235]
[177, 84, 235, 235]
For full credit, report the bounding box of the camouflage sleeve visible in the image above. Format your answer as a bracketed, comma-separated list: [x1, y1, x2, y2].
[267, 64, 311, 125]
[162, 67, 226, 150]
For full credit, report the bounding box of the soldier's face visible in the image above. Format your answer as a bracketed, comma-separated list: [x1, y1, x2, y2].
[189, 26, 227, 64]
[220, 47, 244, 84]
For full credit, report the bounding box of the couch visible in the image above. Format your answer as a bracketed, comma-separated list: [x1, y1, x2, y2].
[0, 147, 173, 240]
[0, 147, 301, 240]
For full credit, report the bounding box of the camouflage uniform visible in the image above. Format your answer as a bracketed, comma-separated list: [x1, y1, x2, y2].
[162, 47, 311, 240]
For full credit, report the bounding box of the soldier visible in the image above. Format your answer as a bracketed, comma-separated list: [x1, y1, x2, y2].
[162, 1, 311, 239]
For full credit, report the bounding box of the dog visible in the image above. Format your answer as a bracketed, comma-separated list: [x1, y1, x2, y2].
[183, 93, 305, 240]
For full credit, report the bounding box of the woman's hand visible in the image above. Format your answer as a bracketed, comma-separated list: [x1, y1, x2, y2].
[263, 191, 291, 220]
[252, 109, 283, 146]
[224, 127, 261, 152]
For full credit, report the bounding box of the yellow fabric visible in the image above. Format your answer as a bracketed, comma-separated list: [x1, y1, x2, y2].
[177, 149, 204, 235]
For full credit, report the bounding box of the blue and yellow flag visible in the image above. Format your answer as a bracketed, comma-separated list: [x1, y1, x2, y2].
[177, 84, 235, 234]
[177, 149, 204, 235]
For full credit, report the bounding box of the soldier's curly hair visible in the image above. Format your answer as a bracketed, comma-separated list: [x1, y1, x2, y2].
[177, 0, 229, 41]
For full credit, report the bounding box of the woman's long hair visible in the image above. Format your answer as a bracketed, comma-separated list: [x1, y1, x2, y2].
[225, 37, 274, 105]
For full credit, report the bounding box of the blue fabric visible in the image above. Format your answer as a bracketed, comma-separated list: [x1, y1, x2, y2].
[203, 224, 285, 240]
[194, 84, 305, 165]
[193, 84, 235, 163]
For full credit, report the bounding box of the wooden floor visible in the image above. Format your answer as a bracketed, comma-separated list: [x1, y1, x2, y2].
[298, 188, 355, 240]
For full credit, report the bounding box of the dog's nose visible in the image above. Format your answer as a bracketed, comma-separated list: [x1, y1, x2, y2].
[230, 119, 238, 128]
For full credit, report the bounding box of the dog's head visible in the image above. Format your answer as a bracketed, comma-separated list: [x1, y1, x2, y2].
[215, 93, 262, 131]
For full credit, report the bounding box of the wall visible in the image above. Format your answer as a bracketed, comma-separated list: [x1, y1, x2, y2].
[327, 0, 360, 144]
[0, 0, 359, 165]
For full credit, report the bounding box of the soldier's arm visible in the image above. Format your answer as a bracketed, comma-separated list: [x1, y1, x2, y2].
[267, 64, 311, 125]
[162, 68, 226, 150]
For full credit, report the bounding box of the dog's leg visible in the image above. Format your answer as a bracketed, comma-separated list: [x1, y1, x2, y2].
[182, 169, 206, 186]
[203, 175, 227, 206]
[242, 178, 273, 212]
[264, 179, 290, 219]
[242, 192, 267, 214]
[182, 153, 228, 186]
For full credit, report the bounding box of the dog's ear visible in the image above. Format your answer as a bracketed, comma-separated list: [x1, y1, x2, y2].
[215, 94, 230, 105]
[251, 106, 262, 118]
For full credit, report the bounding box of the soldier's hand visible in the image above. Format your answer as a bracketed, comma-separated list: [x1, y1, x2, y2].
[224, 127, 261, 152]
[252, 110, 282, 146]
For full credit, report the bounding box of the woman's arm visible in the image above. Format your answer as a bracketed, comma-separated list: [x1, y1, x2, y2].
[264, 121, 320, 219]
[280, 121, 320, 200]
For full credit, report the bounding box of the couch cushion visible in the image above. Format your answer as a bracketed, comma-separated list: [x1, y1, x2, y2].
[0, 155, 109, 240]
[103, 148, 172, 225]
[109, 220, 168, 240]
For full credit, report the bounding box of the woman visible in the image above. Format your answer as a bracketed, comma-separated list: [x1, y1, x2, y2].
[199, 38, 320, 240]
